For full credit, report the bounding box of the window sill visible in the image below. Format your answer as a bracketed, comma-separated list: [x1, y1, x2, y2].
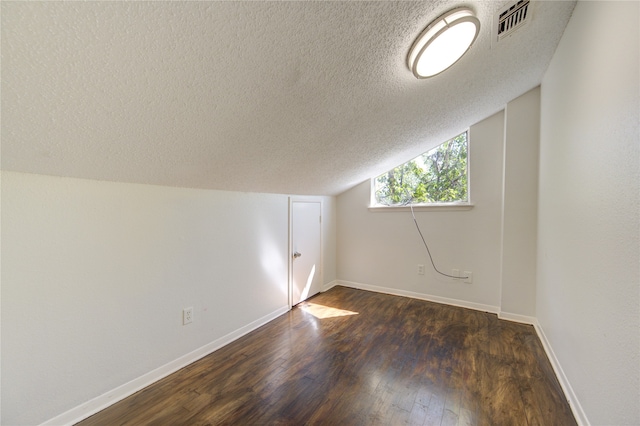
[368, 203, 474, 212]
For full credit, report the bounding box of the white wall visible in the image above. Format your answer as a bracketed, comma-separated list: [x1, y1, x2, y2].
[337, 111, 506, 310]
[537, 1, 639, 425]
[322, 196, 337, 284]
[500, 87, 540, 318]
[336, 87, 542, 316]
[0, 171, 336, 425]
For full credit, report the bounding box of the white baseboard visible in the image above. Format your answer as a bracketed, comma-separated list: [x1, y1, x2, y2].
[335, 280, 500, 314]
[533, 321, 589, 426]
[322, 280, 338, 292]
[498, 311, 537, 325]
[41, 305, 290, 426]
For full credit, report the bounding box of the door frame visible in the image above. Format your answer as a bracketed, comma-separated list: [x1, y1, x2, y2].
[288, 197, 323, 309]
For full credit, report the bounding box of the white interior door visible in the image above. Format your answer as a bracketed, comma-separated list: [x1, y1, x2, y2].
[291, 201, 322, 306]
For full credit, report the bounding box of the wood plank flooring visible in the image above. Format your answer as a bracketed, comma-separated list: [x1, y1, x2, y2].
[77, 286, 576, 425]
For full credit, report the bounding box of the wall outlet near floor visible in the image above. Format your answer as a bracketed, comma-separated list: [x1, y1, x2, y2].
[417, 264, 425, 275]
[183, 307, 193, 325]
[463, 271, 473, 284]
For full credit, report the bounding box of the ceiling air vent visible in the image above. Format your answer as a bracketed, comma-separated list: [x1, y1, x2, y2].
[493, 0, 531, 45]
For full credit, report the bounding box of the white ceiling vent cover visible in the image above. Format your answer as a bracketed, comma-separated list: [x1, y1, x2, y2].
[493, 0, 531, 45]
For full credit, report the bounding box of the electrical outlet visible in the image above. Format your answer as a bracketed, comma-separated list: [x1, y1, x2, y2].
[417, 264, 425, 275]
[463, 271, 473, 284]
[452, 269, 460, 279]
[183, 307, 193, 325]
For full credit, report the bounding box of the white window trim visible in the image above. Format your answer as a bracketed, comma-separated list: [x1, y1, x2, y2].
[368, 203, 474, 212]
[369, 179, 473, 212]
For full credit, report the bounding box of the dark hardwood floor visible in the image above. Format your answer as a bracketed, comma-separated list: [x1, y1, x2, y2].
[78, 286, 576, 425]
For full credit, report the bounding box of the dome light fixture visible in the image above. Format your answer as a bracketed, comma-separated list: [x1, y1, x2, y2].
[408, 8, 480, 79]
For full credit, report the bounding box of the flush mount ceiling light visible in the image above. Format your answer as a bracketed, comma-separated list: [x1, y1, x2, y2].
[408, 7, 480, 79]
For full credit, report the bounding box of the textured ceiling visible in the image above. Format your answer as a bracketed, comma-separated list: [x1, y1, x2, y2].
[1, 1, 575, 196]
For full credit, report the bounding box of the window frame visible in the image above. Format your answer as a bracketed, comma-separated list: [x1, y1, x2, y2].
[369, 131, 473, 211]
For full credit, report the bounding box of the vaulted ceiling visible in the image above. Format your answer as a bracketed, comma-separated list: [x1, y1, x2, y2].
[1, 1, 575, 196]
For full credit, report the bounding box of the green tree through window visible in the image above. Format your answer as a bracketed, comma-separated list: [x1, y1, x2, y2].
[374, 132, 468, 205]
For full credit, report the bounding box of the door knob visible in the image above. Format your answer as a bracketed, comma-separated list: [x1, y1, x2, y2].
[293, 251, 302, 259]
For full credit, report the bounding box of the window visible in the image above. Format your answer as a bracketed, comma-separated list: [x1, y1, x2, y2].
[373, 131, 468, 206]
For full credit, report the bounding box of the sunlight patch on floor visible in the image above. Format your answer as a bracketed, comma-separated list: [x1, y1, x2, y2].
[300, 303, 359, 319]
